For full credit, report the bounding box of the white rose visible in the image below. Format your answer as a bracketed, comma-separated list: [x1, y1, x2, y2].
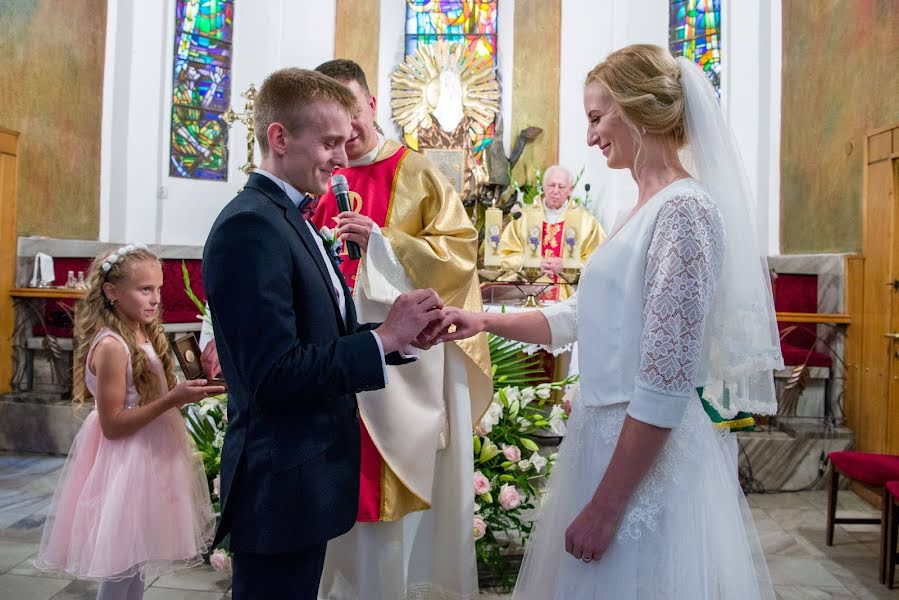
[536, 384, 552, 400]
[517, 459, 531, 471]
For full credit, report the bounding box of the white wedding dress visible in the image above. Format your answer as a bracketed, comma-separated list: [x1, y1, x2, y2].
[512, 178, 775, 599]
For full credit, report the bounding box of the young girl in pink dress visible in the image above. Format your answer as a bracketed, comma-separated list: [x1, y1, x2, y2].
[35, 244, 223, 600]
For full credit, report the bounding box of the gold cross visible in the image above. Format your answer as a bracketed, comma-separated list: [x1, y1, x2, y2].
[221, 84, 258, 175]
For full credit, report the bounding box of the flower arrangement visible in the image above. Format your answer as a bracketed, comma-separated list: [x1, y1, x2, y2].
[474, 333, 575, 591]
[181, 263, 232, 570]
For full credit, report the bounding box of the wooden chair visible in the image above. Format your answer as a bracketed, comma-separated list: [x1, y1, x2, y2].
[883, 481, 899, 588]
[826, 451, 899, 552]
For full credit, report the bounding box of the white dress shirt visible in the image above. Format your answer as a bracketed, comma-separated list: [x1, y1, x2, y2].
[253, 169, 390, 372]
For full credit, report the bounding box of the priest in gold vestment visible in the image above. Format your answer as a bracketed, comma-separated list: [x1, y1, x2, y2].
[498, 165, 605, 300]
[311, 60, 491, 600]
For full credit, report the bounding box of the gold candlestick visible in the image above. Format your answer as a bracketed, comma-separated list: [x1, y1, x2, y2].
[483, 205, 503, 267]
[523, 206, 543, 269]
[562, 225, 581, 270]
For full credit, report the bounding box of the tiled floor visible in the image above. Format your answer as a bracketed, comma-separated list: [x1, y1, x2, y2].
[0, 451, 895, 599]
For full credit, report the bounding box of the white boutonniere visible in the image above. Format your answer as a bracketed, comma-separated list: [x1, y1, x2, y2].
[319, 226, 343, 265]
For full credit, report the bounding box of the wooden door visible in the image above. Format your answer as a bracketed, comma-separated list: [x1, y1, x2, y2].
[858, 123, 899, 455]
[0, 128, 19, 394]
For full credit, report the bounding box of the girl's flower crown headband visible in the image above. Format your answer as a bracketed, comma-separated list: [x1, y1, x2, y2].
[101, 244, 149, 273]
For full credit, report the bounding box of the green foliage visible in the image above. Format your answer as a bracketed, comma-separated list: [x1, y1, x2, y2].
[474, 334, 577, 591]
[181, 260, 207, 316]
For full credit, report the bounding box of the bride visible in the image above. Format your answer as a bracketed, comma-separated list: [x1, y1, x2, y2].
[434, 44, 781, 599]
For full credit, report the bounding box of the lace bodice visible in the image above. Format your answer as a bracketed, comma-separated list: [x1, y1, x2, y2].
[540, 179, 726, 428]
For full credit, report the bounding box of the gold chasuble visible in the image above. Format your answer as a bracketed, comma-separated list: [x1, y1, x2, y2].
[498, 201, 605, 300]
[313, 140, 492, 523]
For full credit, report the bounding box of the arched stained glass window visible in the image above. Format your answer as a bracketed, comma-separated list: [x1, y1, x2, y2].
[669, 0, 721, 98]
[169, 0, 234, 181]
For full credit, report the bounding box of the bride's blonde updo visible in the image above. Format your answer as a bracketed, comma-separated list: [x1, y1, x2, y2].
[585, 44, 687, 148]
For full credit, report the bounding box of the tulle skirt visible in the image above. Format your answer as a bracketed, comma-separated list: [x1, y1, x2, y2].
[35, 408, 216, 581]
[513, 397, 775, 600]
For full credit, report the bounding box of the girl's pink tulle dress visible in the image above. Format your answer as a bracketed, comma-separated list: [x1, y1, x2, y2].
[35, 328, 216, 581]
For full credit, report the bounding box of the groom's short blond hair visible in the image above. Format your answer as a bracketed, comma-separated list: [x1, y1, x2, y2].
[254, 68, 359, 155]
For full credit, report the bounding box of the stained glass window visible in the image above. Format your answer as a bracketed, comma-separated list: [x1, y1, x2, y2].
[669, 0, 721, 98]
[169, 0, 234, 180]
[405, 1, 498, 66]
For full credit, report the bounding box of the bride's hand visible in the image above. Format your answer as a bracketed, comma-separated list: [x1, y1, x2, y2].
[429, 307, 484, 343]
[564, 501, 622, 563]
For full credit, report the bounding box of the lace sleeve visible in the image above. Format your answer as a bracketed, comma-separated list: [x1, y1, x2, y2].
[626, 193, 725, 428]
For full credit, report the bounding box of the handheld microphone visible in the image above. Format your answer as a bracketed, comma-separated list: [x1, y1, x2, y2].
[330, 174, 361, 260]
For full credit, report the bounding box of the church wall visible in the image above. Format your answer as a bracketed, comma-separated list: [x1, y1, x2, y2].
[780, 0, 899, 254]
[0, 0, 106, 240]
[97, 0, 783, 253]
[100, 0, 337, 246]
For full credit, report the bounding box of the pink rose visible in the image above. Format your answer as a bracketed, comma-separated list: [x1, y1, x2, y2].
[209, 549, 232, 572]
[498, 484, 521, 510]
[473, 471, 491, 495]
[473, 515, 487, 540]
[502, 444, 522, 462]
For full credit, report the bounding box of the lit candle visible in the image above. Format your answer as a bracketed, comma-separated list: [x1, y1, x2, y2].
[483, 206, 503, 267]
[523, 206, 543, 269]
[563, 223, 581, 270]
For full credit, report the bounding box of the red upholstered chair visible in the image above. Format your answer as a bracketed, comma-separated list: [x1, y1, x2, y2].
[884, 481, 899, 588]
[826, 451, 899, 553]
[773, 273, 832, 369]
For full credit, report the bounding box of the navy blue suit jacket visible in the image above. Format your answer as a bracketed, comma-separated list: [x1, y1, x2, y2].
[203, 173, 405, 554]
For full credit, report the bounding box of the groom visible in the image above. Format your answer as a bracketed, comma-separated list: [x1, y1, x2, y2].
[203, 68, 445, 600]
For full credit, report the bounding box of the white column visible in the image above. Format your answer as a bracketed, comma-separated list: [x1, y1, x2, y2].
[559, 0, 667, 232]
[376, 0, 405, 144]
[723, 0, 781, 255]
[99, 0, 167, 244]
[496, 0, 515, 151]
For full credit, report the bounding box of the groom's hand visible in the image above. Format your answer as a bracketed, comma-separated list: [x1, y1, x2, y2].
[201, 340, 222, 378]
[376, 289, 445, 355]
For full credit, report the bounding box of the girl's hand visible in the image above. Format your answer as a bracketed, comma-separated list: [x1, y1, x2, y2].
[168, 379, 226, 408]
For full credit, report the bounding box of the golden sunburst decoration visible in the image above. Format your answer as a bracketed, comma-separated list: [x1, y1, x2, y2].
[391, 40, 500, 150]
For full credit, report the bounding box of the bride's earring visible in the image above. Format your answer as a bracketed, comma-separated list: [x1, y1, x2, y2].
[641, 126, 647, 135]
